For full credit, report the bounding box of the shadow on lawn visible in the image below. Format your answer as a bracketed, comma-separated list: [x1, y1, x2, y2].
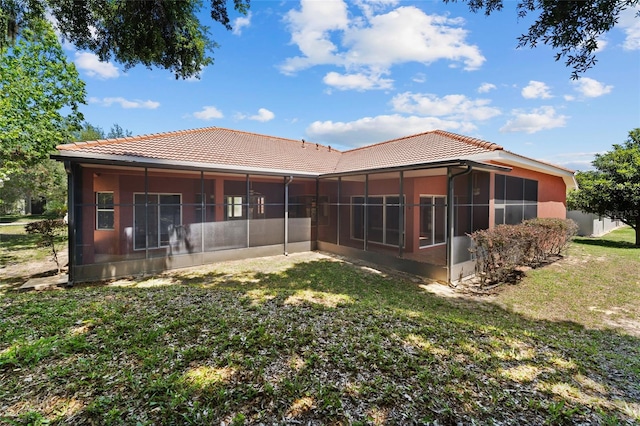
[573, 237, 638, 250]
[2, 259, 639, 425]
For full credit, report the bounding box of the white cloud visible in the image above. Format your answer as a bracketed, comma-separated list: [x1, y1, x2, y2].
[477, 82, 496, 93]
[619, 7, 640, 50]
[193, 106, 224, 120]
[412, 73, 427, 83]
[323, 71, 393, 90]
[571, 77, 613, 98]
[500, 106, 567, 134]
[74, 52, 119, 79]
[232, 12, 252, 35]
[354, 0, 400, 19]
[344, 7, 484, 69]
[90, 97, 160, 109]
[280, 0, 350, 74]
[521, 80, 552, 99]
[281, 1, 484, 90]
[249, 108, 275, 122]
[391, 92, 501, 121]
[306, 114, 477, 148]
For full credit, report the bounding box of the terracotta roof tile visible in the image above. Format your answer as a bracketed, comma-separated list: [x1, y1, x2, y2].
[57, 127, 342, 174]
[335, 130, 502, 173]
[57, 127, 506, 175]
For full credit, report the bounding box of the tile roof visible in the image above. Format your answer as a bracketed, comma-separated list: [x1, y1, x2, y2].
[56, 127, 342, 174]
[56, 127, 504, 175]
[334, 130, 502, 173]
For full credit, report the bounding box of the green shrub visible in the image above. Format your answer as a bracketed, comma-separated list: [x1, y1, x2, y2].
[469, 218, 578, 285]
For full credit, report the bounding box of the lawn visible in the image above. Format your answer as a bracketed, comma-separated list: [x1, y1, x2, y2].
[1, 229, 638, 425]
[0, 219, 68, 289]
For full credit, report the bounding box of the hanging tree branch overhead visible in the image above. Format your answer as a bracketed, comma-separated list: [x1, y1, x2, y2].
[444, 0, 639, 79]
[0, 0, 251, 80]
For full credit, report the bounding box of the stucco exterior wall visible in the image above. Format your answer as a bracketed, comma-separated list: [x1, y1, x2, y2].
[490, 163, 568, 220]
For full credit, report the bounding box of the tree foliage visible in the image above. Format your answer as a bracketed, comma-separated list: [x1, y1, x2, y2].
[567, 128, 640, 245]
[74, 122, 105, 142]
[1, 0, 251, 79]
[0, 18, 85, 176]
[107, 124, 133, 139]
[73, 122, 133, 141]
[445, 0, 639, 79]
[0, 161, 67, 216]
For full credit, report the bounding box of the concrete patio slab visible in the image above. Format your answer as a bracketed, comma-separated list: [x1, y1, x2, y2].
[19, 274, 69, 291]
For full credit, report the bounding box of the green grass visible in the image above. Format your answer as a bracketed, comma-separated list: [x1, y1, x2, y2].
[497, 227, 640, 332]
[0, 219, 67, 269]
[1, 230, 639, 425]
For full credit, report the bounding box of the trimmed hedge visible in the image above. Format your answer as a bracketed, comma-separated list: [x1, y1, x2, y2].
[469, 218, 578, 285]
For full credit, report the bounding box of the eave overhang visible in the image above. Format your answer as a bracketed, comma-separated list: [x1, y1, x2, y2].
[466, 151, 578, 190]
[318, 158, 512, 179]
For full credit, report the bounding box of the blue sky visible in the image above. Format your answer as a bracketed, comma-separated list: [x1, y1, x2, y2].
[62, 0, 640, 171]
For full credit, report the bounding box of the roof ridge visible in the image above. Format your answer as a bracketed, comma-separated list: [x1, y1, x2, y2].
[431, 129, 503, 151]
[56, 126, 343, 153]
[55, 127, 220, 150]
[343, 130, 440, 153]
[342, 129, 503, 153]
[214, 127, 342, 153]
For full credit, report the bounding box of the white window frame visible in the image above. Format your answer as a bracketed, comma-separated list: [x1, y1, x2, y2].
[133, 192, 182, 250]
[419, 194, 447, 249]
[226, 196, 244, 219]
[96, 192, 114, 230]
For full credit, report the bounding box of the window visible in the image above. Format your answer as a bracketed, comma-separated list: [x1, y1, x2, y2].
[226, 196, 244, 219]
[494, 175, 538, 225]
[420, 196, 446, 247]
[351, 195, 405, 246]
[134, 193, 181, 250]
[96, 192, 114, 230]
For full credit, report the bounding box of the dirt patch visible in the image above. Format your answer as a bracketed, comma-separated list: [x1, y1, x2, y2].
[0, 249, 68, 292]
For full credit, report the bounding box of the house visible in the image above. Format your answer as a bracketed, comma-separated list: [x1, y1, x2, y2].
[52, 127, 576, 284]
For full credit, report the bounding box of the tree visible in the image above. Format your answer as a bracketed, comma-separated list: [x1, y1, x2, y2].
[73, 122, 133, 140]
[25, 218, 67, 274]
[0, 18, 85, 177]
[107, 124, 133, 139]
[0, 0, 250, 80]
[0, 161, 67, 216]
[445, 0, 639, 79]
[74, 122, 105, 142]
[567, 129, 640, 245]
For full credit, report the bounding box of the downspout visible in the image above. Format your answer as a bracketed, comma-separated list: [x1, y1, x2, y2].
[64, 161, 74, 286]
[364, 174, 369, 252]
[144, 168, 149, 266]
[446, 165, 473, 284]
[399, 171, 404, 258]
[284, 176, 293, 255]
[200, 171, 205, 254]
